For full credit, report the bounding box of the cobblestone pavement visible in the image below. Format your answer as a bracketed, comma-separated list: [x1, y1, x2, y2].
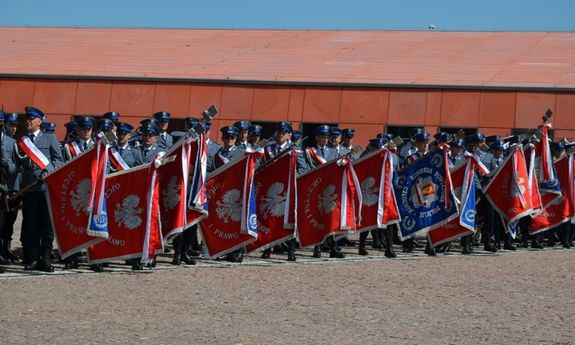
[1, 243, 574, 345]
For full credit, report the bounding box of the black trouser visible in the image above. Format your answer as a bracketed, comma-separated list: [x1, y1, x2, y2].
[21, 192, 53, 264]
[481, 198, 496, 246]
[1, 207, 18, 243]
[173, 227, 194, 257]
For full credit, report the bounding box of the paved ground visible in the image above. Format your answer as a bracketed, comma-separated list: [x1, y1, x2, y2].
[1, 244, 574, 345]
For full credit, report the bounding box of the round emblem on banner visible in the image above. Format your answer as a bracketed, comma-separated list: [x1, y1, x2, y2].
[249, 214, 258, 229]
[402, 216, 415, 231]
[464, 209, 476, 223]
[92, 212, 108, 229]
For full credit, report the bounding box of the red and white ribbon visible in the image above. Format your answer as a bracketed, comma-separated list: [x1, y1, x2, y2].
[109, 147, 130, 171]
[17, 136, 50, 170]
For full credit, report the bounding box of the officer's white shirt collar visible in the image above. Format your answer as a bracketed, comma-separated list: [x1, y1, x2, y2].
[29, 129, 41, 138]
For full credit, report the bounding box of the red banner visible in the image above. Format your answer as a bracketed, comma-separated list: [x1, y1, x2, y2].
[484, 146, 533, 223]
[247, 151, 297, 253]
[296, 157, 361, 248]
[88, 164, 163, 264]
[45, 145, 106, 259]
[352, 149, 399, 233]
[428, 157, 476, 247]
[158, 139, 192, 241]
[199, 153, 258, 258]
[530, 154, 575, 234]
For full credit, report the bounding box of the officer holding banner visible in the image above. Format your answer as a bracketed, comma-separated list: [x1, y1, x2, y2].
[297, 124, 345, 258]
[15, 106, 63, 272]
[63, 116, 95, 161]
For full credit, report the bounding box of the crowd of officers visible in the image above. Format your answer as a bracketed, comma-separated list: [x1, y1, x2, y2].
[0, 106, 573, 273]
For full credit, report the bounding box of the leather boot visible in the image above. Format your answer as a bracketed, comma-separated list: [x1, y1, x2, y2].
[503, 234, 516, 251]
[287, 244, 296, 262]
[0, 252, 9, 265]
[1, 240, 19, 261]
[424, 243, 436, 256]
[312, 245, 321, 258]
[358, 232, 368, 255]
[38, 248, 54, 272]
[371, 229, 383, 249]
[180, 253, 196, 265]
[261, 248, 271, 259]
[64, 254, 80, 269]
[171, 235, 183, 265]
[330, 248, 345, 258]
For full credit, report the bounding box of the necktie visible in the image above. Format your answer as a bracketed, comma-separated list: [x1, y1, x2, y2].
[276, 145, 281, 156]
[320, 147, 325, 156]
[84, 141, 88, 150]
[29, 134, 35, 142]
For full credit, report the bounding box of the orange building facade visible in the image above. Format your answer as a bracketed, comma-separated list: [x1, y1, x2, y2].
[0, 28, 573, 144]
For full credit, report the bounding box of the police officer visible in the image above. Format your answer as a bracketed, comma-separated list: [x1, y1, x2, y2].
[448, 138, 467, 168]
[102, 111, 120, 134]
[329, 127, 348, 156]
[403, 132, 436, 256]
[15, 106, 63, 272]
[233, 120, 250, 149]
[357, 138, 397, 258]
[482, 140, 516, 251]
[209, 126, 246, 262]
[260, 121, 297, 261]
[247, 124, 262, 148]
[96, 118, 114, 135]
[40, 122, 56, 134]
[0, 111, 18, 270]
[63, 121, 78, 144]
[341, 128, 359, 157]
[4, 113, 18, 138]
[112, 122, 143, 169]
[153, 111, 173, 150]
[399, 127, 424, 162]
[139, 123, 164, 164]
[297, 124, 344, 258]
[63, 116, 95, 161]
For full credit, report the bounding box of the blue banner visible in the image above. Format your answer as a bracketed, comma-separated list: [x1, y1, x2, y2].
[394, 150, 458, 239]
[459, 174, 476, 230]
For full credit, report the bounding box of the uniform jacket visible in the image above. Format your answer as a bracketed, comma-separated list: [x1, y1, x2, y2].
[296, 145, 338, 175]
[15, 132, 64, 192]
[157, 132, 174, 150]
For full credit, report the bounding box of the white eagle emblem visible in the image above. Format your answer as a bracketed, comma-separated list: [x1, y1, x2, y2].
[360, 177, 378, 207]
[216, 189, 242, 223]
[114, 195, 143, 230]
[162, 176, 181, 211]
[260, 182, 286, 219]
[70, 179, 92, 216]
[318, 184, 338, 215]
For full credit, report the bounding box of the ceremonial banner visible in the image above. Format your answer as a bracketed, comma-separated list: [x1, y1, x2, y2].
[296, 157, 362, 248]
[185, 135, 209, 226]
[247, 151, 297, 253]
[484, 146, 533, 225]
[530, 154, 575, 234]
[428, 155, 478, 247]
[524, 144, 543, 212]
[88, 164, 163, 264]
[535, 123, 562, 195]
[45, 141, 109, 259]
[353, 149, 399, 233]
[394, 149, 458, 240]
[158, 138, 192, 241]
[199, 151, 260, 258]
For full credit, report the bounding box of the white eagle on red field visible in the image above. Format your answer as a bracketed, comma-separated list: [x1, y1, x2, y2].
[318, 184, 338, 215]
[216, 189, 242, 223]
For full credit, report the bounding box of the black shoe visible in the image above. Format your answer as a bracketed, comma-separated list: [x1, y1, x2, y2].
[503, 244, 516, 251]
[330, 249, 345, 258]
[2, 242, 19, 262]
[521, 241, 529, 248]
[64, 259, 79, 270]
[261, 249, 271, 259]
[287, 251, 296, 262]
[341, 238, 356, 247]
[0, 253, 9, 265]
[484, 244, 498, 252]
[37, 262, 54, 273]
[90, 264, 104, 272]
[24, 261, 38, 271]
[531, 242, 544, 249]
[425, 246, 436, 256]
[171, 255, 182, 265]
[131, 261, 144, 270]
[358, 248, 368, 256]
[384, 248, 397, 258]
[0, 266, 5, 273]
[181, 254, 196, 265]
[146, 260, 156, 268]
[312, 246, 321, 258]
[271, 245, 284, 254]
